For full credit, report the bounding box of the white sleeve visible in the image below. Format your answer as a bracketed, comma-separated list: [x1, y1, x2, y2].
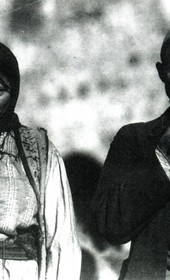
[44, 141, 81, 280]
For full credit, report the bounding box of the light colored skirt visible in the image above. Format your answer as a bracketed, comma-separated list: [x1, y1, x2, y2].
[0, 259, 38, 280]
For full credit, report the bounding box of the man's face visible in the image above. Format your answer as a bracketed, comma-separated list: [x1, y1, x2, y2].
[162, 47, 170, 84]
[156, 44, 170, 98]
[0, 74, 10, 117]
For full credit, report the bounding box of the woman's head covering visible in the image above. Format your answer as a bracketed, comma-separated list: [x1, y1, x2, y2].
[0, 42, 20, 131]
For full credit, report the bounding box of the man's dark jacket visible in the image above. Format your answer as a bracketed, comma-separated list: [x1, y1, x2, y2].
[92, 107, 170, 280]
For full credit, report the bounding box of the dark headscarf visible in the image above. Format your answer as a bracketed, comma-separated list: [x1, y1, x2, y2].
[0, 44, 39, 207]
[0, 42, 20, 131]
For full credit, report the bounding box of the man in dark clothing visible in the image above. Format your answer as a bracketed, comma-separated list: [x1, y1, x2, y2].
[92, 31, 170, 280]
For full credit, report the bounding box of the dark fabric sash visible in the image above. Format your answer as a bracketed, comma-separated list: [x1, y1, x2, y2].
[0, 225, 39, 261]
[0, 243, 29, 260]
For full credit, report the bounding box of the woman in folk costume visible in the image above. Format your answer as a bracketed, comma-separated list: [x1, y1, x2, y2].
[0, 42, 81, 280]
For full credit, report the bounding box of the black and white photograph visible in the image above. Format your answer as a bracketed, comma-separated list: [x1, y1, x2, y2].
[0, 1, 170, 279]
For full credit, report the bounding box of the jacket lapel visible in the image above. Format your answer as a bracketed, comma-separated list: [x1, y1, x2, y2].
[136, 107, 170, 162]
[148, 106, 170, 143]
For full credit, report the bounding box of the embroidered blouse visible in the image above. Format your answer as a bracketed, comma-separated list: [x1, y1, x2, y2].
[0, 131, 38, 237]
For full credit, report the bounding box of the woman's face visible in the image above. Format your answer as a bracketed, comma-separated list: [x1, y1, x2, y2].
[0, 75, 10, 117]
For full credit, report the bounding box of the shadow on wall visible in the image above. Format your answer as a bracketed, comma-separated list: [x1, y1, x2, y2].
[64, 152, 103, 279]
[64, 152, 127, 280]
[64, 152, 126, 280]
[64, 152, 101, 224]
[64, 152, 107, 248]
[80, 248, 98, 280]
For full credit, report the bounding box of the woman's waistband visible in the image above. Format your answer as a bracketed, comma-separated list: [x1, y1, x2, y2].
[0, 225, 39, 261]
[0, 242, 30, 260]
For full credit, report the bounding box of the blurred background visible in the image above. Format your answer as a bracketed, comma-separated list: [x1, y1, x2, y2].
[1, 0, 170, 279]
